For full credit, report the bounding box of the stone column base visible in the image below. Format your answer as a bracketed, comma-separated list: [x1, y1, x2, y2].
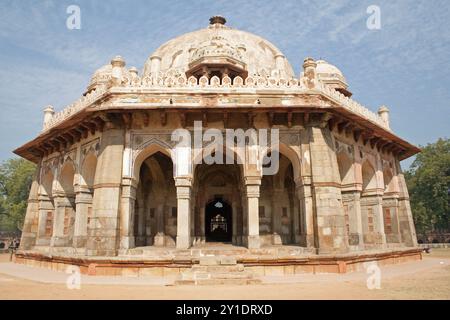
[154, 233, 166, 247]
[272, 233, 282, 245]
[176, 235, 191, 249]
[246, 235, 261, 249]
[19, 233, 36, 250]
[72, 236, 87, 248]
[119, 236, 135, 249]
[51, 236, 68, 247]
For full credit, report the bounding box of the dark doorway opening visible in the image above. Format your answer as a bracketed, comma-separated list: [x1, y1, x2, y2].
[205, 198, 232, 242]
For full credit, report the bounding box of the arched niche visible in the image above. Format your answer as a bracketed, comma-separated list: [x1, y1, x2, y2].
[59, 161, 76, 195]
[337, 151, 355, 187]
[40, 169, 54, 198]
[361, 160, 377, 192]
[383, 167, 394, 193]
[81, 152, 97, 189]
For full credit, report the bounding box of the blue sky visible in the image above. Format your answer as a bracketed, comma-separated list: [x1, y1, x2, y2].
[0, 0, 449, 169]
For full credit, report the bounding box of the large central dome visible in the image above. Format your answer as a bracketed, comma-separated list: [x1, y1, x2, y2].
[143, 16, 295, 79]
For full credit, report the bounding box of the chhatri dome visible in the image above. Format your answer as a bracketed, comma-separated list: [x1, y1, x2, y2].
[142, 15, 295, 80]
[315, 59, 351, 97]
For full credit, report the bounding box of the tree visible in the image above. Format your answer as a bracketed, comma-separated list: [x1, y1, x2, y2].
[405, 138, 450, 234]
[0, 158, 36, 231]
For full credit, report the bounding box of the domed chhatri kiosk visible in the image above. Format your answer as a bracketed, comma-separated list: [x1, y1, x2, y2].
[14, 17, 421, 276]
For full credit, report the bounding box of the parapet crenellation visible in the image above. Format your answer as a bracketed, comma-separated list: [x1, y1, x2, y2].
[41, 73, 390, 133]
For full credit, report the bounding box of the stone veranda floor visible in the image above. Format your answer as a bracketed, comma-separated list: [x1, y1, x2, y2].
[0, 249, 449, 300]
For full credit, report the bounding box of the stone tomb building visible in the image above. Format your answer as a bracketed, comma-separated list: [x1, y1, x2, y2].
[14, 17, 421, 275]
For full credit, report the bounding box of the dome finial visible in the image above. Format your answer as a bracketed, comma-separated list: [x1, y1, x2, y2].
[209, 15, 226, 25]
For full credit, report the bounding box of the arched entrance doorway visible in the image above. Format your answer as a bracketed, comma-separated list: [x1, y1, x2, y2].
[205, 198, 232, 242]
[134, 151, 177, 247]
[192, 162, 244, 245]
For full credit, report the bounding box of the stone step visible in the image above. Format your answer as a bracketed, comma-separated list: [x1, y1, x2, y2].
[198, 256, 237, 266]
[174, 278, 262, 286]
[191, 264, 244, 273]
[181, 271, 254, 280]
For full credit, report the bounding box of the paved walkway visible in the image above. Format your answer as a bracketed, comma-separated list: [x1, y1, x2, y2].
[1, 254, 449, 299]
[0, 262, 175, 286]
[1, 255, 448, 286]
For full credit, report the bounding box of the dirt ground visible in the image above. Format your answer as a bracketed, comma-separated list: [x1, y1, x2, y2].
[0, 249, 449, 300]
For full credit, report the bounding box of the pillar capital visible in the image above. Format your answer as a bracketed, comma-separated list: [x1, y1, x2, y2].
[174, 176, 192, 187]
[245, 184, 260, 198]
[175, 176, 192, 200]
[244, 175, 261, 186]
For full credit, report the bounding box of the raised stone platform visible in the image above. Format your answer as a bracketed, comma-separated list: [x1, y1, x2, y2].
[14, 244, 422, 278]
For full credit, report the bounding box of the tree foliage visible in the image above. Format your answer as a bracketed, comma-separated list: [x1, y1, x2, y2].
[405, 138, 450, 234]
[0, 158, 36, 231]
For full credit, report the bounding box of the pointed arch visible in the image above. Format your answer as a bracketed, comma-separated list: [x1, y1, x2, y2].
[80, 152, 97, 188]
[59, 161, 76, 195]
[337, 151, 355, 187]
[261, 142, 301, 180]
[133, 140, 173, 183]
[361, 159, 377, 192]
[383, 167, 394, 193]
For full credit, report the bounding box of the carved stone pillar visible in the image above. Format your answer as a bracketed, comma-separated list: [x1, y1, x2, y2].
[36, 193, 54, 246]
[308, 126, 349, 254]
[86, 122, 124, 256]
[245, 176, 261, 249]
[396, 162, 418, 247]
[295, 177, 315, 249]
[19, 168, 40, 250]
[374, 194, 387, 247]
[73, 185, 93, 248]
[119, 177, 136, 249]
[51, 193, 75, 247]
[175, 177, 192, 249]
[342, 190, 364, 250]
[382, 196, 401, 243]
